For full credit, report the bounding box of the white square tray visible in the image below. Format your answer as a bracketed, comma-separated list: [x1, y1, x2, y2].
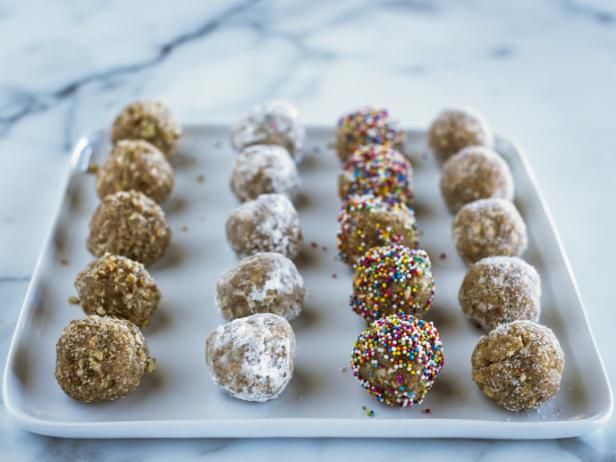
[3, 125, 612, 439]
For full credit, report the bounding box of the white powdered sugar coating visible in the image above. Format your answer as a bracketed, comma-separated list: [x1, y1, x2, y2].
[216, 252, 304, 321]
[225, 193, 303, 259]
[205, 313, 296, 402]
[230, 100, 305, 160]
[440, 145, 514, 213]
[230, 145, 300, 202]
[459, 256, 541, 331]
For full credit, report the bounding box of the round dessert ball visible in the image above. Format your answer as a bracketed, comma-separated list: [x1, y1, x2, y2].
[96, 139, 175, 203]
[337, 193, 418, 266]
[111, 100, 181, 158]
[87, 190, 172, 266]
[452, 198, 527, 264]
[428, 107, 493, 163]
[338, 144, 413, 205]
[351, 245, 434, 323]
[459, 256, 541, 331]
[440, 146, 513, 213]
[351, 313, 444, 407]
[75, 253, 161, 328]
[216, 252, 304, 321]
[55, 316, 155, 403]
[206, 313, 296, 402]
[230, 100, 305, 160]
[225, 193, 303, 259]
[336, 107, 405, 161]
[230, 144, 300, 202]
[471, 320, 564, 411]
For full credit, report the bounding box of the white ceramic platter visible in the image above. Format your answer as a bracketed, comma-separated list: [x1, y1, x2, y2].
[3, 125, 612, 439]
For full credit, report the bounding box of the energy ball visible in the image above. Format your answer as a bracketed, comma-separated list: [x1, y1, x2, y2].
[351, 245, 434, 323]
[452, 198, 527, 264]
[111, 101, 181, 158]
[351, 313, 444, 407]
[87, 190, 172, 266]
[216, 252, 304, 321]
[225, 193, 302, 259]
[230, 144, 300, 202]
[337, 194, 418, 266]
[336, 107, 405, 161]
[459, 256, 541, 331]
[428, 108, 493, 163]
[440, 146, 513, 213]
[471, 320, 564, 412]
[75, 253, 161, 328]
[230, 100, 305, 160]
[206, 313, 296, 402]
[55, 316, 155, 403]
[338, 144, 413, 205]
[96, 139, 175, 203]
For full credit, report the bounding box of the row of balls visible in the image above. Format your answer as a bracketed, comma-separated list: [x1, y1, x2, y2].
[431, 107, 565, 412]
[334, 107, 444, 408]
[55, 101, 182, 403]
[206, 101, 309, 402]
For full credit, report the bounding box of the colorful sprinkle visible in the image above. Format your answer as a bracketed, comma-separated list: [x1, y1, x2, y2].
[350, 313, 444, 408]
[351, 245, 435, 323]
[362, 405, 376, 417]
[336, 193, 418, 265]
[336, 108, 406, 160]
[339, 144, 413, 205]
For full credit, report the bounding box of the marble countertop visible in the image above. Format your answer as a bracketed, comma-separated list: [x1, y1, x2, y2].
[1, 0, 615, 460]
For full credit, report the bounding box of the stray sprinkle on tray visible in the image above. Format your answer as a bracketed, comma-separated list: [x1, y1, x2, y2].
[422, 408, 432, 415]
[196, 174, 205, 183]
[180, 225, 189, 232]
[68, 295, 80, 305]
[340, 366, 347, 373]
[362, 405, 375, 417]
[60, 258, 69, 266]
[440, 252, 447, 260]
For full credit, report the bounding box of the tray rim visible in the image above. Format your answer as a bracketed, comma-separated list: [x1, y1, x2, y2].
[3, 125, 613, 439]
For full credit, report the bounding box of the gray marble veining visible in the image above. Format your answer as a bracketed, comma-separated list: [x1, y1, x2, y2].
[1, 0, 615, 460]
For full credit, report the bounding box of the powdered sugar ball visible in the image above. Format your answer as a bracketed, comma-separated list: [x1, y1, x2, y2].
[225, 193, 303, 259]
[471, 320, 564, 411]
[452, 198, 527, 264]
[428, 108, 493, 163]
[205, 313, 296, 402]
[440, 146, 513, 213]
[230, 145, 300, 202]
[459, 256, 541, 331]
[216, 252, 304, 321]
[230, 100, 305, 160]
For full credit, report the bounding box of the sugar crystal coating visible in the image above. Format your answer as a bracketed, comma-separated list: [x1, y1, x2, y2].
[471, 320, 564, 411]
[459, 256, 540, 331]
[452, 198, 527, 264]
[428, 108, 493, 162]
[440, 145, 513, 213]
